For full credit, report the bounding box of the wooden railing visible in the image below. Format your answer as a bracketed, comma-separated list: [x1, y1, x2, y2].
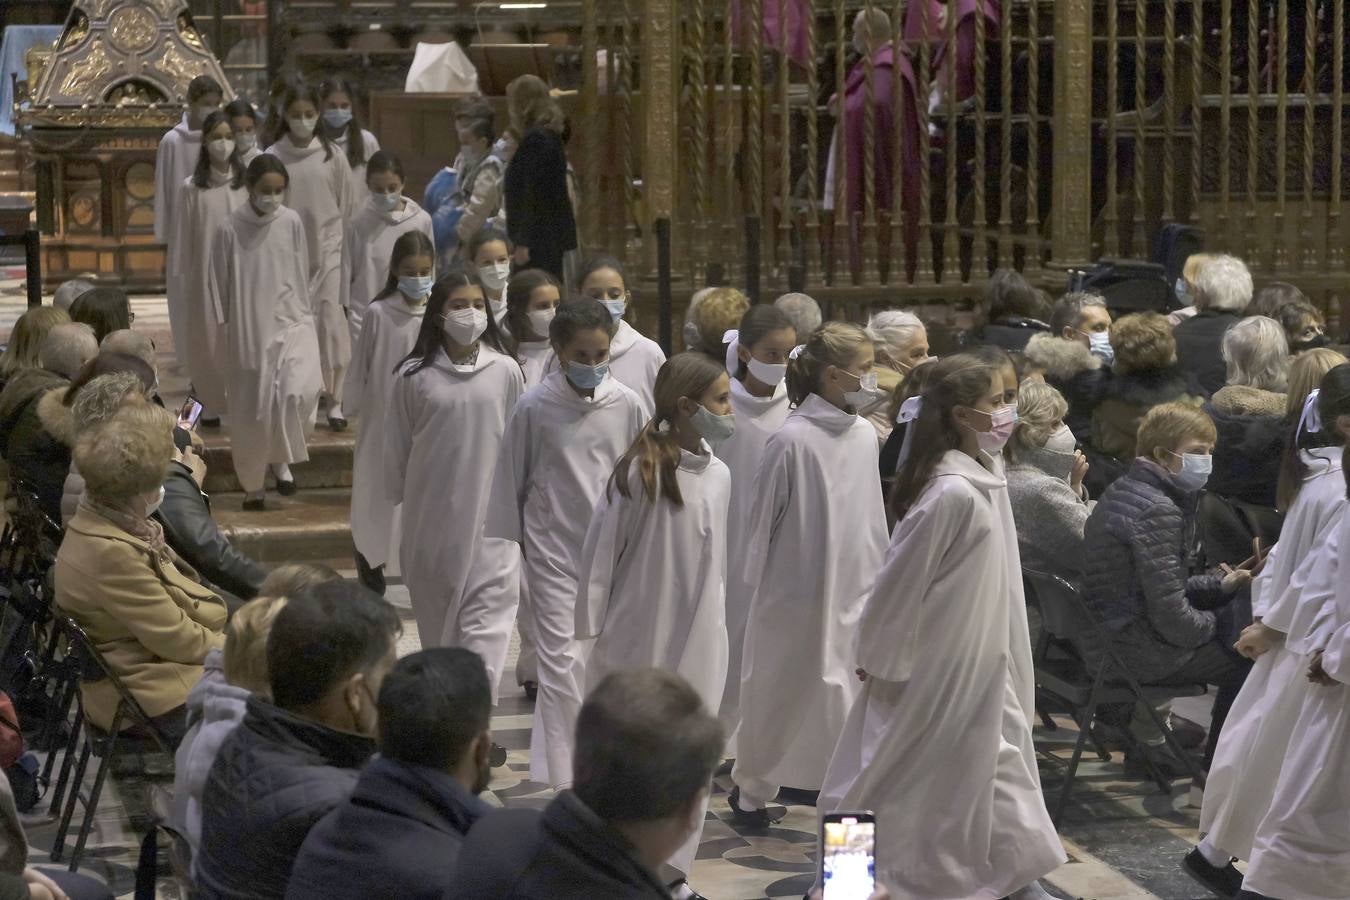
[575, 0, 1348, 330]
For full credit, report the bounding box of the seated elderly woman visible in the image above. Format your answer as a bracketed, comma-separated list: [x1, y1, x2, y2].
[1174, 255, 1253, 395]
[1082, 403, 1253, 768]
[1092, 312, 1204, 463]
[0, 306, 70, 394]
[773, 292, 823, 339]
[864, 310, 931, 444]
[54, 402, 227, 747]
[1205, 316, 1289, 508]
[1005, 381, 1094, 583]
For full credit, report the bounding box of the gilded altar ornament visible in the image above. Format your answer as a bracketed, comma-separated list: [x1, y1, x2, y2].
[59, 38, 113, 97]
[108, 5, 160, 54]
[177, 15, 205, 50]
[62, 15, 90, 50]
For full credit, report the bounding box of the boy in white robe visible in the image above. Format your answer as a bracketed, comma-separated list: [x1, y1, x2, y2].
[485, 298, 647, 787]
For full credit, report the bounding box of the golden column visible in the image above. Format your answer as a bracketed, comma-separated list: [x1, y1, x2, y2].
[642, 0, 678, 228]
[1048, 0, 1094, 282]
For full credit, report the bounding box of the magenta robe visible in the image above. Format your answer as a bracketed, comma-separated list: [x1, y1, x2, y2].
[904, 0, 1001, 102]
[732, 0, 812, 70]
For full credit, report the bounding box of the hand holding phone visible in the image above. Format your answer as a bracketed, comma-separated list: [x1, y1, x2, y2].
[821, 811, 876, 900]
[177, 396, 204, 431]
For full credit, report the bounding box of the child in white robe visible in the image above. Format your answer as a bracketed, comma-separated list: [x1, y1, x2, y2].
[179, 110, 246, 421]
[1189, 369, 1350, 893]
[818, 352, 1065, 899]
[470, 228, 513, 328]
[226, 98, 262, 166]
[729, 322, 889, 822]
[385, 268, 525, 697]
[572, 256, 666, 415]
[207, 155, 323, 510]
[265, 80, 356, 431]
[573, 352, 733, 894]
[320, 77, 381, 206]
[157, 75, 223, 372]
[346, 231, 434, 596]
[485, 298, 647, 787]
[344, 150, 434, 343]
[714, 305, 797, 755]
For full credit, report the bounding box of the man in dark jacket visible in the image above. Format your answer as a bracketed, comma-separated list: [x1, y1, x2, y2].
[195, 582, 401, 900]
[1081, 403, 1252, 768]
[285, 647, 492, 900]
[1024, 291, 1114, 439]
[1173, 254, 1252, 395]
[448, 669, 724, 900]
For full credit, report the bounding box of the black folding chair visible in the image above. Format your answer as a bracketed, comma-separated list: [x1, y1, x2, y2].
[49, 617, 173, 871]
[1023, 569, 1209, 825]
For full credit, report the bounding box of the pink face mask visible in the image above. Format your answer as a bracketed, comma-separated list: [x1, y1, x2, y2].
[965, 404, 1018, 453]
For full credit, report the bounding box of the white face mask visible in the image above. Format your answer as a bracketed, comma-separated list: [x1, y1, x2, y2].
[145, 485, 166, 517]
[236, 133, 258, 152]
[207, 137, 235, 164]
[288, 115, 318, 141]
[443, 307, 488, 346]
[371, 190, 402, 212]
[479, 261, 511, 293]
[1043, 424, 1077, 454]
[691, 404, 736, 445]
[527, 307, 556, 339]
[254, 193, 283, 214]
[746, 355, 787, 387]
[489, 297, 508, 325]
[840, 369, 885, 411]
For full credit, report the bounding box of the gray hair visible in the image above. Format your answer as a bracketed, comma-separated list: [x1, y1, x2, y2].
[1049, 291, 1108, 336]
[1223, 315, 1289, 392]
[38, 323, 98, 379]
[683, 286, 716, 349]
[52, 279, 95, 312]
[774, 292, 823, 338]
[72, 372, 149, 434]
[99, 329, 157, 373]
[865, 310, 926, 368]
[1193, 255, 1254, 313]
[1012, 380, 1069, 454]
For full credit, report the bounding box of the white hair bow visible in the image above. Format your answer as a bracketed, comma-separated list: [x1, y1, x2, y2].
[1299, 389, 1323, 436]
[723, 329, 740, 374]
[894, 396, 923, 472]
[788, 344, 806, 360]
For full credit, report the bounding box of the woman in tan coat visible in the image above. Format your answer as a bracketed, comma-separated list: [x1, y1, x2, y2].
[55, 402, 227, 747]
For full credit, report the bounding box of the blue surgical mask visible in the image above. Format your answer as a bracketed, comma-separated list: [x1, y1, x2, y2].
[566, 360, 609, 390]
[604, 299, 627, 322]
[691, 404, 736, 445]
[1170, 450, 1212, 492]
[1175, 277, 1192, 306]
[1087, 331, 1114, 365]
[372, 190, 401, 212]
[398, 275, 434, 301]
[323, 108, 353, 129]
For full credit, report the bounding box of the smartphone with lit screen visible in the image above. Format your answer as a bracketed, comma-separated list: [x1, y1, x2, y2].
[821, 811, 876, 900]
[177, 396, 203, 431]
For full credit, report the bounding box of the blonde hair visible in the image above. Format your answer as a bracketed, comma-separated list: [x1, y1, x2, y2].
[259, 562, 343, 599]
[0, 307, 70, 378]
[1135, 402, 1217, 460]
[690, 288, 750, 361]
[611, 353, 726, 507]
[1009, 380, 1069, 460]
[1285, 347, 1349, 417]
[74, 403, 175, 499]
[785, 322, 871, 406]
[1181, 252, 1218, 289]
[507, 74, 565, 134]
[1109, 312, 1177, 375]
[223, 595, 289, 694]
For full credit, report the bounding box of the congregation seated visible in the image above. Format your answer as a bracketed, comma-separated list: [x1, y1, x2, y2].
[1276, 296, 1332, 355]
[68, 287, 133, 345]
[773, 292, 823, 338]
[287, 647, 493, 900]
[1204, 316, 1289, 508]
[0, 306, 69, 396]
[974, 268, 1050, 353]
[864, 310, 931, 445]
[195, 581, 399, 900]
[449, 668, 723, 899]
[1081, 403, 1252, 766]
[1005, 381, 1094, 585]
[1173, 255, 1251, 396]
[172, 564, 339, 858]
[1091, 312, 1203, 463]
[1023, 291, 1113, 439]
[52, 278, 95, 313]
[54, 403, 228, 747]
[0, 324, 98, 521]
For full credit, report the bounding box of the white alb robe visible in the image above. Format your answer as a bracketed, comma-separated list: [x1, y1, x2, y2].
[731, 394, 888, 804]
[543, 319, 664, 415]
[207, 203, 322, 493]
[714, 376, 791, 754]
[1244, 504, 1350, 900]
[573, 444, 729, 875]
[343, 196, 434, 341]
[485, 372, 647, 786]
[1201, 448, 1346, 859]
[265, 137, 355, 402]
[155, 115, 203, 363]
[334, 129, 381, 206]
[177, 171, 245, 413]
[517, 340, 555, 387]
[346, 294, 425, 573]
[385, 346, 525, 697]
[513, 336, 555, 688]
[820, 449, 1065, 897]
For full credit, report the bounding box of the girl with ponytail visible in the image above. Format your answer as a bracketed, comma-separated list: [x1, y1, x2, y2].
[819, 351, 1067, 900]
[573, 353, 733, 896]
[728, 321, 888, 827]
[1194, 362, 1350, 881]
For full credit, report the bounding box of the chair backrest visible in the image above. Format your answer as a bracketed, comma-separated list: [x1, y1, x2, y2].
[1198, 491, 1283, 567]
[1023, 569, 1097, 644]
[57, 616, 170, 750]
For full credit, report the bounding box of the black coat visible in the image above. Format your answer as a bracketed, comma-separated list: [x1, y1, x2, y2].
[286, 756, 488, 900]
[0, 371, 72, 522]
[1174, 309, 1242, 396]
[503, 127, 577, 280]
[976, 316, 1050, 354]
[156, 462, 266, 603]
[1203, 385, 1288, 509]
[1022, 333, 1113, 439]
[196, 697, 376, 900]
[446, 791, 671, 899]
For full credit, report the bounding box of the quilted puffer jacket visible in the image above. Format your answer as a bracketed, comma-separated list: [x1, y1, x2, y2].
[1080, 457, 1226, 682]
[195, 696, 376, 900]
